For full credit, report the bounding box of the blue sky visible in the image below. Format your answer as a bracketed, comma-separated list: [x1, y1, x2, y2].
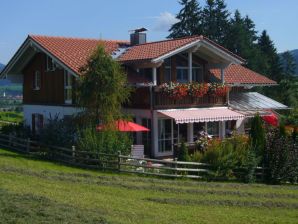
[0, 0, 297, 64]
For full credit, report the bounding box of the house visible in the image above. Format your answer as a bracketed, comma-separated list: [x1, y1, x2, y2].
[0, 29, 287, 158]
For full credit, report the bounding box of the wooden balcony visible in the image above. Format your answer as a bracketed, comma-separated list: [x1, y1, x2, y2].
[153, 90, 227, 109]
[125, 86, 228, 110]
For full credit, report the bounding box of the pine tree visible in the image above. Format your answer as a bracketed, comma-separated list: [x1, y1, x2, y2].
[257, 30, 282, 81]
[224, 10, 261, 71]
[168, 0, 203, 38]
[201, 0, 230, 45]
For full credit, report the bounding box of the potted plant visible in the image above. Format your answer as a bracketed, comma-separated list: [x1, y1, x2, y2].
[188, 83, 209, 98]
[209, 83, 229, 97]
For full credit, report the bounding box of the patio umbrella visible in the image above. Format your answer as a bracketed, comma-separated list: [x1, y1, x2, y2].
[262, 112, 279, 127]
[96, 120, 150, 132]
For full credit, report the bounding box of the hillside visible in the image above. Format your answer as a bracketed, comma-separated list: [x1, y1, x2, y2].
[291, 49, 298, 75]
[0, 63, 4, 72]
[0, 148, 298, 223]
[279, 49, 298, 75]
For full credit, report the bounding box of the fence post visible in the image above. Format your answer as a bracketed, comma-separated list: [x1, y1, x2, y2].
[117, 151, 121, 172]
[72, 146, 76, 162]
[26, 138, 30, 153]
[174, 158, 178, 177]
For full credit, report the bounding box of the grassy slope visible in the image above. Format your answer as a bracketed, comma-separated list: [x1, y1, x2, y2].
[0, 111, 23, 123]
[0, 148, 297, 224]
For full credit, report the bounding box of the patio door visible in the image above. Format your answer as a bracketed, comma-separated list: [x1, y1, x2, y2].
[158, 119, 178, 154]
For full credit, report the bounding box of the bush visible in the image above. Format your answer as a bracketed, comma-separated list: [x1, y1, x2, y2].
[199, 135, 254, 179]
[39, 115, 77, 147]
[250, 114, 266, 158]
[264, 128, 298, 184]
[177, 141, 190, 161]
[77, 126, 132, 155]
[1, 122, 31, 138]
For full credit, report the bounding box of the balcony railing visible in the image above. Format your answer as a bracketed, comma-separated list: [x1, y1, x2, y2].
[125, 85, 228, 109]
[153, 90, 227, 109]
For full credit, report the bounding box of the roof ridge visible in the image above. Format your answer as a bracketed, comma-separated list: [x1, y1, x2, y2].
[29, 34, 128, 43]
[132, 35, 202, 47]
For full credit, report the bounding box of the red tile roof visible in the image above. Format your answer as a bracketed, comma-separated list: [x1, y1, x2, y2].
[118, 36, 201, 62]
[30, 35, 270, 85]
[118, 35, 244, 63]
[209, 64, 277, 85]
[30, 35, 128, 73]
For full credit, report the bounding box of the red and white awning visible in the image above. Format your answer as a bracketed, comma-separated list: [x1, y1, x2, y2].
[158, 108, 245, 124]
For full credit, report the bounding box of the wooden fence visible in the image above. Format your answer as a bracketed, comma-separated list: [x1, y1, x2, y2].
[0, 133, 266, 180]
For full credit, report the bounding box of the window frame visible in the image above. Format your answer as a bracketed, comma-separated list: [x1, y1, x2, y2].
[33, 70, 41, 90]
[64, 70, 72, 104]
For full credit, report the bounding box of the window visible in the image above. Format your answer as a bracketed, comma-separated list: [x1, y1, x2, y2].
[158, 119, 173, 153]
[176, 68, 188, 83]
[64, 70, 72, 104]
[33, 71, 41, 90]
[192, 67, 204, 82]
[32, 113, 43, 133]
[207, 122, 219, 137]
[176, 66, 203, 83]
[46, 56, 56, 71]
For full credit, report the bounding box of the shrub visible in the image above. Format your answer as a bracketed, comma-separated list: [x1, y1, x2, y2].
[39, 115, 77, 147]
[1, 122, 31, 138]
[177, 141, 190, 161]
[77, 126, 131, 155]
[264, 128, 298, 184]
[200, 135, 253, 179]
[250, 114, 266, 159]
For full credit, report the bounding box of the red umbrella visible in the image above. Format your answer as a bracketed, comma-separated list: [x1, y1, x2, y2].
[96, 120, 150, 132]
[262, 112, 279, 127]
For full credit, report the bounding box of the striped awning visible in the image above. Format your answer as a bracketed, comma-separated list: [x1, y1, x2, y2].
[158, 108, 245, 124]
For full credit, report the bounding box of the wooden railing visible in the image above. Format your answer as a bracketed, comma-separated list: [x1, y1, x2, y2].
[0, 133, 266, 181]
[153, 91, 227, 109]
[125, 86, 228, 109]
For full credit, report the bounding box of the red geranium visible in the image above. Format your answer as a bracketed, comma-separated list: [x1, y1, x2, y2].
[189, 83, 209, 97]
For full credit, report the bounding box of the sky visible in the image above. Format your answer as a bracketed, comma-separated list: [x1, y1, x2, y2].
[0, 0, 297, 64]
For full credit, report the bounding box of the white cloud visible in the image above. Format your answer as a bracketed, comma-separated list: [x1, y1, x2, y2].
[153, 12, 179, 32]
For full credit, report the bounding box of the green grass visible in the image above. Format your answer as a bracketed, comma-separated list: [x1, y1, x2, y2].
[0, 148, 297, 224]
[0, 111, 23, 123]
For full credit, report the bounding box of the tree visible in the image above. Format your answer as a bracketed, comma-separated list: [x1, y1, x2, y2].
[201, 0, 230, 45]
[76, 44, 131, 126]
[257, 30, 282, 81]
[249, 114, 266, 159]
[280, 51, 297, 77]
[224, 10, 262, 71]
[168, 0, 203, 38]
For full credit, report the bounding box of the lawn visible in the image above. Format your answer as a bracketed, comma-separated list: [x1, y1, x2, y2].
[0, 111, 23, 123]
[0, 148, 297, 224]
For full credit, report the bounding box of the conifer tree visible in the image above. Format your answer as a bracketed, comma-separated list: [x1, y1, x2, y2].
[168, 0, 203, 38]
[257, 30, 282, 81]
[201, 0, 230, 45]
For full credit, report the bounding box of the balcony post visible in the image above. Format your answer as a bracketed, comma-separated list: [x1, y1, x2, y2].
[152, 67, 157, 86]
[187, 123, 194, 143]
[188, 51, 193, 82]
[219, 121, 226, 139]
[151, 111, 159, 157]
[220, 67, 225, 84]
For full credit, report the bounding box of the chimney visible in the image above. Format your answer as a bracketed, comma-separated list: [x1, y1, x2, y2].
[130, 27, 147, 46]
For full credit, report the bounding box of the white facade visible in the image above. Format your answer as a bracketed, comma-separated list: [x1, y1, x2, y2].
[23, 104, 82, 128]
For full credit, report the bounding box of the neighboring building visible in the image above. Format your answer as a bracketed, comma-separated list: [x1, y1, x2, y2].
[0, 30, 287, 157]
